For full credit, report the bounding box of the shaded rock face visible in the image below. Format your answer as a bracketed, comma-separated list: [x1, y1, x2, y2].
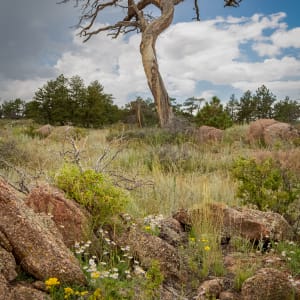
[194, 126, 224, 143]
[195, 278, 224, 300]
[25, 185, 92, 249]
[0, 178, 86, 285]
[241, 268, 295, 300]
[247, 119, 299, 145]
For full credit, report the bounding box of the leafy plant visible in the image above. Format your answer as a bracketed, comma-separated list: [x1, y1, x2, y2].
[55, 164, 129, 227]
[231, 157, 300, 214]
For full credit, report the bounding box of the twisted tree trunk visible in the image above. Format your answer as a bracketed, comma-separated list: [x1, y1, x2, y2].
[140, 0, 176, 127]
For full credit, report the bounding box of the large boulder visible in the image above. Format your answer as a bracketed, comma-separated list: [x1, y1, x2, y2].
[0, 178, 86, 285]
[34, 124, 53, 138]
[194, 126, 224, 143]
[174, 203, 294, 243]
[263, 122, 299, 146]
[241, 268, 295, 300]
[25, 185, 92, 249]
[247, 119, 278, 144]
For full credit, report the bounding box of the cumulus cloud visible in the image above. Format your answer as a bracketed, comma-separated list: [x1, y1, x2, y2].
[1, 10, 300, 104]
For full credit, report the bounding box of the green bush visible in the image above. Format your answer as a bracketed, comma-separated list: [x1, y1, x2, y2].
[231, 157, 300, 215]
[55, 164, 129, 227]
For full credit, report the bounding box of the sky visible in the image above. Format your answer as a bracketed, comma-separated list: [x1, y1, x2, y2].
[0, 0, 300, 107]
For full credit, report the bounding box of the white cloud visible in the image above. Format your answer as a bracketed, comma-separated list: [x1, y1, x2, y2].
[1, 12, 300, 104]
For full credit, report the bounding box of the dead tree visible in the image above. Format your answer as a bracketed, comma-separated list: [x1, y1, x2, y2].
[60, 0, 243, 127]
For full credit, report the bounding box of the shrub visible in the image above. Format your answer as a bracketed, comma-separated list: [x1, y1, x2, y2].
[55, 164, 129, 227]
[231, 157, 300, 215]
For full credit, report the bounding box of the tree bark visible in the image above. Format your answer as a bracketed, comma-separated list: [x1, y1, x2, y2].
[140, 0, 175, 127]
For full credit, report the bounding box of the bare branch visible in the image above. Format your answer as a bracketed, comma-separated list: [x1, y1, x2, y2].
[224, 0, 242, 8]
[193, 0, 200, 21]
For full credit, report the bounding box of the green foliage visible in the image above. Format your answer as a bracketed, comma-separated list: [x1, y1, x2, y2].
[1, 98, 25, 119]
[196, 96, 233, 129]
[273, 97, 300, 124]
[274, 241, 300, 276]
[143, 260, 164, 299]
[25, 74, 121, 128]
[231, 157, 300, 214]
[55, 164, 129, 227]
[233, 266, 256, 291]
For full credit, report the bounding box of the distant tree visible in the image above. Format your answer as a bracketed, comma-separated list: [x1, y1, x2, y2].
[24, 100, 42, 122]
[182, 97, 205, 116]
[225, 94, 239, 123]
[1, 98, 25, 119]
[236, 90, 256, 123]
[69, 75, 87, 124]
[124, 97, 158, 126]
[80, 80, 115, 128]
[273, 97, 300, 124]
[253, 85, 276, 119]
[196, 96, 233, 129]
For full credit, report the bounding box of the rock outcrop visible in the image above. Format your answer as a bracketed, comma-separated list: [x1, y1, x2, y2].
[194, 125, 224, 143]
[34, 124, 53, 138]
[0, 178, 86, 285]
[241, 268, 295, 300]
[25, 185, 92, 248]
[247, 119, 299, 145]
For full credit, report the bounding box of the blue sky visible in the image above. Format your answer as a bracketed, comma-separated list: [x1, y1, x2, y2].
[0, 0, 300, 106]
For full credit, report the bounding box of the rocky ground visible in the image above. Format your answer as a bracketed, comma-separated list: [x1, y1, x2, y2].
[1, 176, 300, 299]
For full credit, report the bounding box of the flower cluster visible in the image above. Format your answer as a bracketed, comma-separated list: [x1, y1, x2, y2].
[64, 287, 88, 299]
[144, 214, 164, 231]
[74, 240, 92, 255]
[45, 277, 60, 289]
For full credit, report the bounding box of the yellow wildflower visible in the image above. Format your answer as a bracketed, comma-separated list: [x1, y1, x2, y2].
[204, 245, 210, 251]
[144, 225, 151, 231]
[91, 271, 100, 279]
[81, 291, 89, 296]
[45, 277, 60, 289]
[64, 287, 74, 295]
[189, 237, 196, 242]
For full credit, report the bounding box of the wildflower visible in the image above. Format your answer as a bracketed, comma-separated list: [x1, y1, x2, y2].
[281, 251, 286, 257]
[201, 238, 208, 243]
[81, 291, 89, 296]
[91, 271, 100, 279]
[144, 225, 151, 231]
[110, 273, 119, 279]
[204, 246, 210, 251]
[93, 288, 102, 298]
[64, 287, 74, 295]
[45, 277, 60, 289]
[189, 237, 196, 243]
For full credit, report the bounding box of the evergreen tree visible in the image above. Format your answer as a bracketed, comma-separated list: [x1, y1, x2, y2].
[1, 98, 25, 119]
[253, 85, 276, 119]
[236, 90, 256, 123]
[196, 96, 233, 129]
[273, 97, 300, 123]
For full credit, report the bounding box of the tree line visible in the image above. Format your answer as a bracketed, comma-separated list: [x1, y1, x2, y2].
[1, 75, 299, 129]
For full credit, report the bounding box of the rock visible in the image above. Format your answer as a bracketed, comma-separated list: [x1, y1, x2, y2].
[176, 203, 294, 243]
[116, 226, 183, 283]
[194, 126, 224, 143]
[172, 209, 192, 231]
[263, 122, 299, 146]
[219, 291, 239, 300]
[0, 274, 11, 300]
[247, 119, 278, 144]
[25, 185, 92, 248]
[158, 217, 187, 247]
[34, 124, 53, 138]
[209, 203, 294, 242]
[195, 278, 223, 300]
[0, 246, 17, 281]
[10, 284, 48, 300]
[0, 178, 86, 285]
[241, 268, 295, 300]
